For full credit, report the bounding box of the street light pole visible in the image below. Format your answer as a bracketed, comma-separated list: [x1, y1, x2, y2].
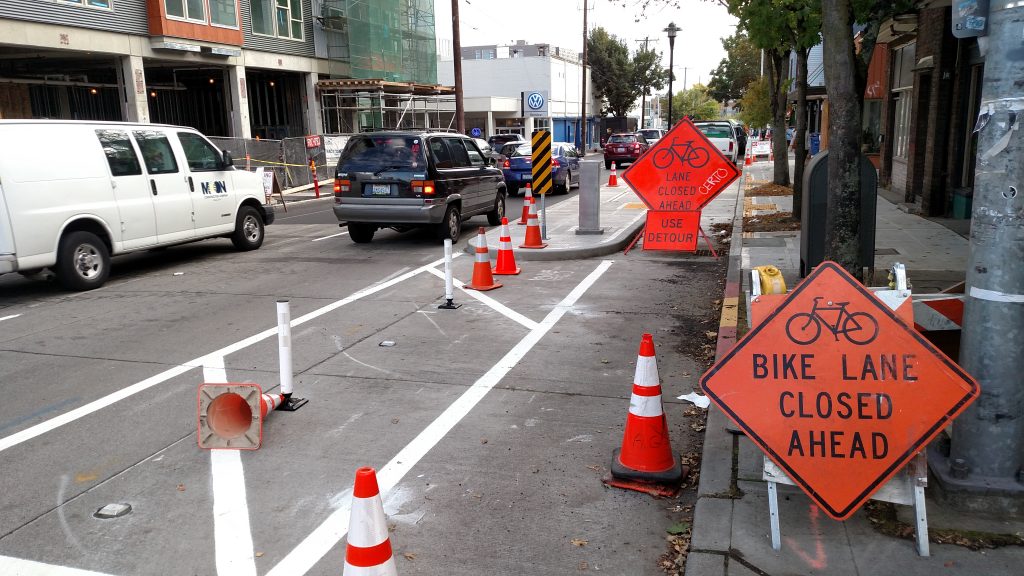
[664, 22, 679, 128]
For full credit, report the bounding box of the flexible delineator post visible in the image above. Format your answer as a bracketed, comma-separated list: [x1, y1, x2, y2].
[275, 299, 308, 411]
[438, 238, 461, 309]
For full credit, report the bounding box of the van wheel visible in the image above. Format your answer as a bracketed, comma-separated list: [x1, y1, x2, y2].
[232, 206, 264, 250]
[56, 231, 110, 291]
[348, 223, 375, 243]
[486, 193, 506, 226]
[436, 205, 461, 242]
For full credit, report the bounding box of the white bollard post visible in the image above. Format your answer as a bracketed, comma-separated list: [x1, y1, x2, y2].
[438, 238, 461, 309]
[275, 299, 308, 411]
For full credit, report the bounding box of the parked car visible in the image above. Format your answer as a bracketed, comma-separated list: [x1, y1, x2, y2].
[638, 128, 667, 145]
[500, 142, 581, 195]
[0, 120, 274, 291]
[487, 134, 525, 149]
[473, 138, 493, 160]
[603, 133, 650, 169]
[693, 121, 739, 164]
[333, 131, 506, 244]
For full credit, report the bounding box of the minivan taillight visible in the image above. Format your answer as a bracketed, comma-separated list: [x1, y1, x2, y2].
[335, 179, 351, 194]
[412, 180, 435, 196]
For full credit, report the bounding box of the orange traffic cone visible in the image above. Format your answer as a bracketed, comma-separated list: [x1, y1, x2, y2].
[603, 334, 683, 497]
[519, 197, 548, 249]
[492, 217, 520, 275]
[464, 227, 502, 290]
[197, 384, 284, 449]
[744, 147, 752, 166]
[608, 161, 618, 187]
[519, 182, 533, 225]
[343, 467, 397, 576]
[769, 146, 774, 162]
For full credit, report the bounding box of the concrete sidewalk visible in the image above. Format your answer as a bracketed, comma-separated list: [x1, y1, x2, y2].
[689, 156, 1024, 576]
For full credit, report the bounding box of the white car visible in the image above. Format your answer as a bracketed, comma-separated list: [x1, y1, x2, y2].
[693, 121, 739, 164]
[0, 120, 275, 290]
[638, 128, 667, 145]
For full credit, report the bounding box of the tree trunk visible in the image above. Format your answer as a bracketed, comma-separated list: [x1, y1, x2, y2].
[792, 47, 809, 221]
[765, 48, 791, 186]
[821, 0, 861, 276]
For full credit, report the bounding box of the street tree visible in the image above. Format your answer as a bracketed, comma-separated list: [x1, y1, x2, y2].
[707, 31, 761, 104]
[738, 76, 771, 130]
[633, 45, 668, 125]
[662, 84, 720, 124]
[588, 28, 666, 118]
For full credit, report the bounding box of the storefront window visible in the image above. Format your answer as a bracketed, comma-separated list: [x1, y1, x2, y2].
[862, 100, 882, 154]
[890, 42, 916, 161]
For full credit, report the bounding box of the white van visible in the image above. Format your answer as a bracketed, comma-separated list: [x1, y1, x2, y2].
[0, 120, 275, 290]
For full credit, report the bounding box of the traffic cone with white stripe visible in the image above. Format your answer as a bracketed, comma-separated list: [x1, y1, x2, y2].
[519, 197, 547, 249]
[519, 183, 533, 225]
[197, 383, 285, 449]
[492, 217, 520, 275]
[744, 146, 752, 166]
[608, 162, 618, 187]
[603, 334, 683, 496]
[343, 467, 397, 576]
[465, 227, 502, 291]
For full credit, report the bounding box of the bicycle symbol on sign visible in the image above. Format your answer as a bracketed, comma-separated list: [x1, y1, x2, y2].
[652, 137, 710, 170]
[784, 296, 879, 345]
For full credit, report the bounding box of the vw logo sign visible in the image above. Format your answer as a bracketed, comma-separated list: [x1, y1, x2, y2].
[527, 92, 545, 111]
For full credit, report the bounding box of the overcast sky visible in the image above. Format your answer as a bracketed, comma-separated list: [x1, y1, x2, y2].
[434, 0, 739, 92]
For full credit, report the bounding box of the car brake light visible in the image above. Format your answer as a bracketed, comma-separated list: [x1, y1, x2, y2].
[551, 159, 560, 168]
[412, 180, 435, 196]
[503, 159, 510, 169]
[335, 179, 351, 194]
[632, 142, 640, 150]
[729, 141, 734, 152]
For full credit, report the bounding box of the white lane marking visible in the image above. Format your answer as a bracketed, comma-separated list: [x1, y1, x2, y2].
[0, 555, 117, 575]
[204, 358, 257, 576]
[312, 231, 349, 242]
[424, 267, 538, 330]
[0, 255, 459, 455]
[0, 314, 21, 322]
[265, 260, 614, 576]
[342, 351, 392, 375]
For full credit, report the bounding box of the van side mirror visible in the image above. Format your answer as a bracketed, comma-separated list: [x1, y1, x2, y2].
[222, 150, 234, 168]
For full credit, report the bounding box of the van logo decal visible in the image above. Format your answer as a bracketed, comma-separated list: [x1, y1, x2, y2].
[201, 180, 228, 197]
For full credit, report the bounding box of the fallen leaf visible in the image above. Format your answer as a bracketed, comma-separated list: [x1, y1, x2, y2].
[570, 538, 587, 547]
[176, 484, 185, 492]
[705, 331, 718, 339]
[586, 465, 602, 472]
[481, 438, 488, 444]
[391, 418, 400, 424]
[403, 552, 416, 561]
[255, 552, 264, 558]
[667, 522, 690, 535]
[600, 359, 610, 364]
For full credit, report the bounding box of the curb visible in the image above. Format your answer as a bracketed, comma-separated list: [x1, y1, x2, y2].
[461, 214, 646, 261]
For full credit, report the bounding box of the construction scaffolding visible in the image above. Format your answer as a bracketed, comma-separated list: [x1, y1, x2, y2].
[320, 0, 438, 85]
[318, 78, 455, 133]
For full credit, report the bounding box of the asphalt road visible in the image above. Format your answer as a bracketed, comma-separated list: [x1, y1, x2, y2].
[0, 198, 725, 575]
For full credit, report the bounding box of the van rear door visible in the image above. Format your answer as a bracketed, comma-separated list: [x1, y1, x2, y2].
[95, 128, 157, 250]
[133, 129, 195, 243]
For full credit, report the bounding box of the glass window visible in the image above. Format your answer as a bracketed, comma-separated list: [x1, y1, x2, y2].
[462, 140, 485, 166]
[608, 135, 636, 144]
[509, 144, 531, 157]
[209, 0, 237, 27]
[893, 91, 912, 159]
[444, 138, 471, 168]
[254, 0, 303, 39]
[165, 0, 184, 18]
[428, 138, 453, 169]
[177, 132, 224, 172]
[96, 129, 141, 177]
[186, 0, 205, 21]
[251, 0, 274, 35]
[166, 0, 205, 22]
[338, 136, 426, 171]
[62, 0, 112, 8]
[133, 131, 179, 175]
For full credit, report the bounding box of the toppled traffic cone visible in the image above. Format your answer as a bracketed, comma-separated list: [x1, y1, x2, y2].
[464, 227, 502, 291]
[608, 162, 618, 187]
[344, 467, 397, 576]
[519, 183, 533, 225]
[197, 383, 284, 449]
[492, 218, 520, 275]
[603, 334, 684, 497]
[519, 198, 547, 249]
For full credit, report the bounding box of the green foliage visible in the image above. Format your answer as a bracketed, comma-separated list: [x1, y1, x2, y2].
[707, 31, 761, 103]
[662, 84, 721, 124]
[588, 27, 666, 117]
[738, 76, 772, 128]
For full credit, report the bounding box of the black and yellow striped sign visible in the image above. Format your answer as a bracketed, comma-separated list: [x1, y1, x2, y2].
[531, 129, 553, 196]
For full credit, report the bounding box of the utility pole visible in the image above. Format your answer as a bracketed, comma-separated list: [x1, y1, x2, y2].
[637, 37, 653, 128]
[451, 0, 465, 133]
[580, 0, 588, 155]
[944, 2, 1024, 513]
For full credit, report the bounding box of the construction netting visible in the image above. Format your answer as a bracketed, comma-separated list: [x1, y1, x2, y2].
[209, 136, 346, 189]
[321, 0, 437, 85]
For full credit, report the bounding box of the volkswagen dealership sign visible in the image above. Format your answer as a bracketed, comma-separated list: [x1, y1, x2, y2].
[523, 90, 548, 118]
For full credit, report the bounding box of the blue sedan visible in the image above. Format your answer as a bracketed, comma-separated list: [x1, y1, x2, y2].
[501, 142, 581, 195]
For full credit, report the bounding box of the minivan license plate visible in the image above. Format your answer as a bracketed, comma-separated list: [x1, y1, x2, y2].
[370, 184, 390, 196]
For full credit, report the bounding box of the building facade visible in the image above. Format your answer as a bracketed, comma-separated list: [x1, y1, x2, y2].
[0, 0, 438, 138]
[438, 40, 600, 149]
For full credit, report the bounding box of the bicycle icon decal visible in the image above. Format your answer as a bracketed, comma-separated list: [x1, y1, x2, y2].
[652, 137, 710, 170]
[784, 296, 879, 346]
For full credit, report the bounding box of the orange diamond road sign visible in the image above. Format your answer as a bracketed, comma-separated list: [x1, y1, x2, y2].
[700, 262, 979, 520]
[643, 211, 700, 251]
[621, 117, 741, 212]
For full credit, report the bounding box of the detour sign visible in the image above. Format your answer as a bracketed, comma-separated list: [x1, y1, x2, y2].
[700, 262, 979, 520]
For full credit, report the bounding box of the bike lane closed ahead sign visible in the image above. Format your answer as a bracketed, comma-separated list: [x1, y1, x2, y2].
[700, 262, 979, 520]
[621, 117, 740, 212]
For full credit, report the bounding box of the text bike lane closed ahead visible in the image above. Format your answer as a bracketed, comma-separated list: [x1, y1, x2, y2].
[700, 262, 979, 520]
[621, 117, 740, 213]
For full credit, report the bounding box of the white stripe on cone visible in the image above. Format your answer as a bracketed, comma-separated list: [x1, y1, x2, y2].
[347, 496, 390, 548]
[629, 394, 664, 418]
[633, 355, 659, 388]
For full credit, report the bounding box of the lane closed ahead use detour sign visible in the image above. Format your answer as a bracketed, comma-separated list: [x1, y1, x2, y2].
[700, 262, 979, 520]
